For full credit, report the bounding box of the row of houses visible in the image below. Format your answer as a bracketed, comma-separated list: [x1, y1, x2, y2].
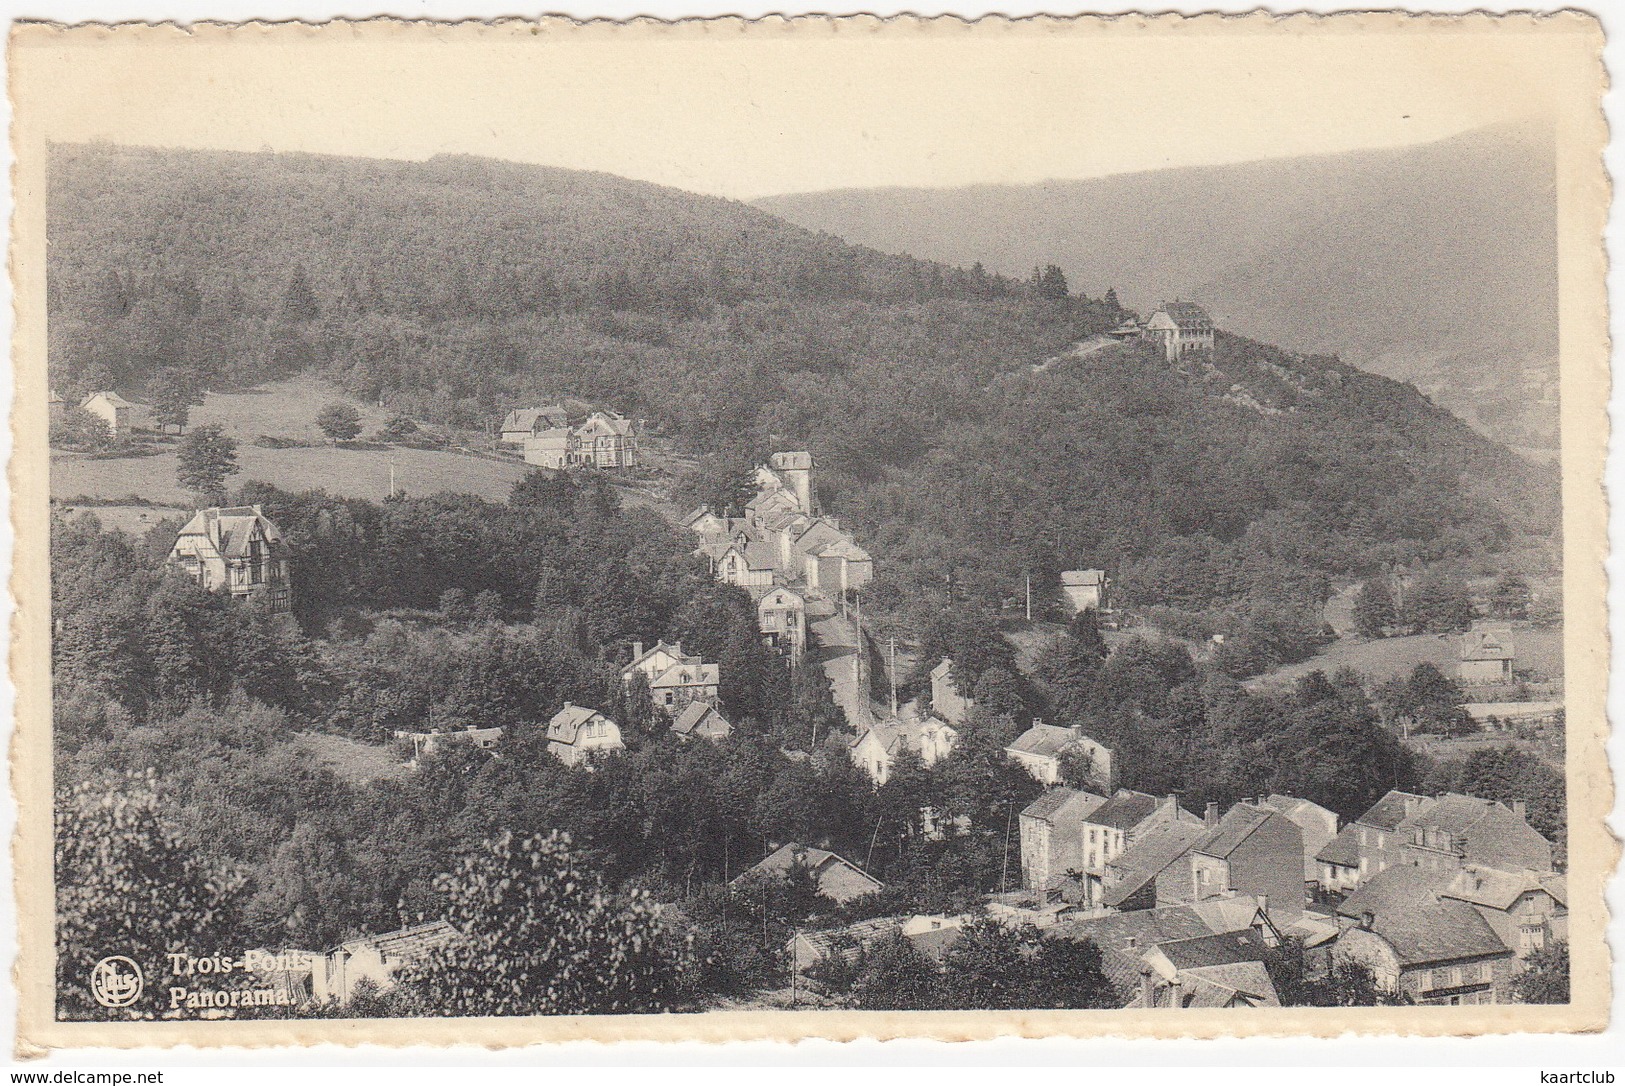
[687, 452, 874, 611]
[1012, 781, 1561, 1006]
[500, 404, 639, 470]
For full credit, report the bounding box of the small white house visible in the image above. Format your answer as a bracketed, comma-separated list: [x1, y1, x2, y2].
[80, 391, 134, 437]
[545, 703, 624, 767]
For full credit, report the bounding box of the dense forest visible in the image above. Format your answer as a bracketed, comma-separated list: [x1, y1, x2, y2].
[48, 143, 1557, 653]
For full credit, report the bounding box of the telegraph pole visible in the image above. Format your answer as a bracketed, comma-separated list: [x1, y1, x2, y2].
[1026, 574, 1032, 621]
[388, 458, 397, 499]
[888, 636, 898, 718]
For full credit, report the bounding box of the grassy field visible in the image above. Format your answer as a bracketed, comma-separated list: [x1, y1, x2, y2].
[297, 732, 411, 786]
[54, 378, 533, 506]
[1247, 625, 1564, 691]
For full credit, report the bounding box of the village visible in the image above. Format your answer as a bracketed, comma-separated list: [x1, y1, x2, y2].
[140, 312, 1568, 1013]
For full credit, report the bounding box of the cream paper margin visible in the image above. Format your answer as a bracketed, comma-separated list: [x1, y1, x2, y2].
[6, 11, 1612, 1054]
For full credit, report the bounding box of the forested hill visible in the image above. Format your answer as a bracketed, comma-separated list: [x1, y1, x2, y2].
[48, 142, 1555, 627]
[757, 120, 1558, 451]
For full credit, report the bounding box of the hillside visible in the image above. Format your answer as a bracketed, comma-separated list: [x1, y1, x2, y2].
[757, 120, 1558, 451]
[47, 142, 1555, 635]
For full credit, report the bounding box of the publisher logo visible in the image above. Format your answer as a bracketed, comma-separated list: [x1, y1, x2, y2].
[89, 955, 144, 1008]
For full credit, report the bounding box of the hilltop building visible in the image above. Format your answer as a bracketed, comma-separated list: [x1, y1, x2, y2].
[1106, 302, 1216, 363]
[167, 505, 293, 614]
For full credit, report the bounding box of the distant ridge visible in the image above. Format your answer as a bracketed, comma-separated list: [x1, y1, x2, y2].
[757, 119, 1558, 450]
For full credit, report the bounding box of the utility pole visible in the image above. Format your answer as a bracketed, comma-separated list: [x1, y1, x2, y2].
[888, 636, 898, 718]
[1001, 798, 1015, 893]
[1026, 574, 1032, 622]
[388, 458, 397, 499]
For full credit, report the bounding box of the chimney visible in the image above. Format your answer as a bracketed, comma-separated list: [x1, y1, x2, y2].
[1138, 964, 1154, 1008]
[1162, 794, 1179, 819]
[632, 641, 643, 660]
[1359, 911, 1375, 931]
[1125, 936, 1138, 948]
[1068, 725, 1083, 738]
[1169, 976, 1183, 1009]
[1514, 800, 1528, 821]
[1205, 802, 1220, 827]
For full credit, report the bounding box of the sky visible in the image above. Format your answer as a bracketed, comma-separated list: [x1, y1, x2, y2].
[14, 18, 1573, 199]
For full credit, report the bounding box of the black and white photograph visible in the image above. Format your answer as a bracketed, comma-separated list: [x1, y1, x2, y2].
[9, 12, 1611, 1050]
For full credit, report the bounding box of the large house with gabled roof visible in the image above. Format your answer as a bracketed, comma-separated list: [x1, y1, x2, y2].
[1315, 790, 1553, 895]
[620, 640, 721, 716]
[1143, 301, 1216, 362]
[167, 505, 293, 614]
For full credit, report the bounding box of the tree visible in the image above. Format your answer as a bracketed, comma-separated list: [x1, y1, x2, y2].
[1489, 572, 1533, 620]
[149, 368, 201, 434]
[56, 775, 245, 1019]
[280, 266, 320, 323]
[1352, 577, 1398, 639]
[1510, 940, 1568, 1004]
[316, 402, 363, 443]
[408, 830, 691, 1016]
[175, 423, 239, 504]
[1404, 662, 1470, 736]
[1401, 574, 1475, 633]
[849, 932, 942, 1009]
[50, 406, 113, 450]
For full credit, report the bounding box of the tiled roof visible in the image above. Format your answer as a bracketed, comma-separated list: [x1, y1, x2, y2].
[738, 843, 884, 903]
[501, 406, 568, 432]
[1337, 865, 1511, 967]
[1021, 786, 1107, 825]
[1190, 803, 1274, 860]
[1358, 790, 1433, 832]
[1085, 791, 1161, 832]
[649, 661, 720, 690]
[1007, 722, 1086, 759]
[1179, 961, 1280, 1007]
[1460, 628, 1515, 662]
[1438, 865, 1549, 912]
[1049, 899, 1259, 996]
[671, 701, 730, 737]
[1102, 820, 1207, 907]
[340, 919, 459, 961]
[545, 703, 611, 744]
[1158, 301, 1214, 330]
[1315, 824, 1363, 868]
[1155, 928, 1271, 972]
